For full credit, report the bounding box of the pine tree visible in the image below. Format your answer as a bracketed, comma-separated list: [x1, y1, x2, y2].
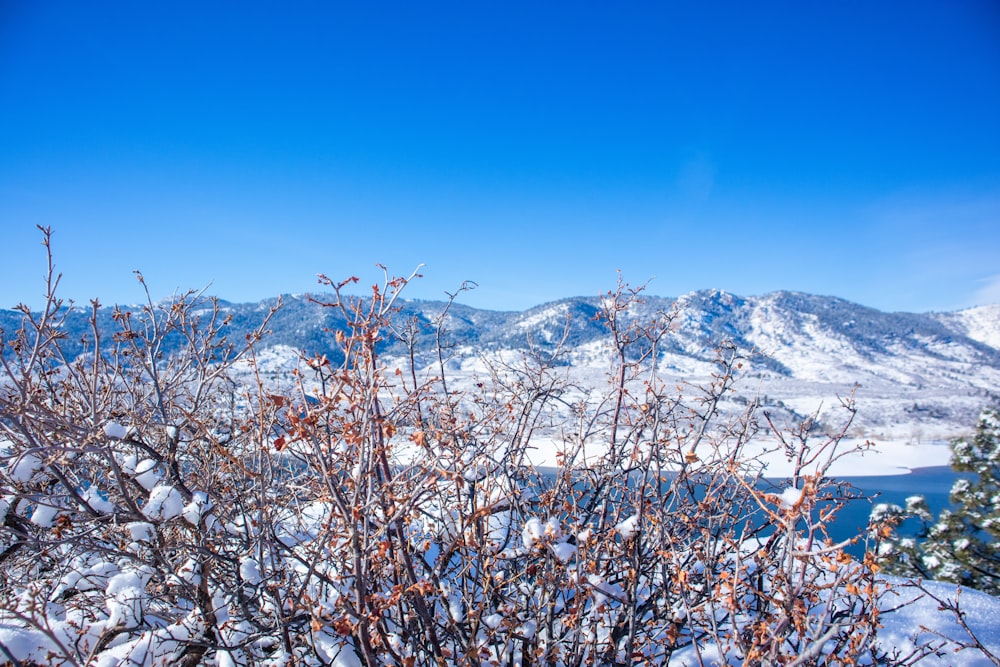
[875, 409, 1000, 594]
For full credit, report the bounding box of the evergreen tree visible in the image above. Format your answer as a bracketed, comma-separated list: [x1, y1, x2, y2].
[875, 409, 1000, 594]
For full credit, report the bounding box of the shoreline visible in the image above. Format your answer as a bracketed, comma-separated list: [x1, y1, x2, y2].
[520, 438, 954, 479]
[528, 463, 957, 479]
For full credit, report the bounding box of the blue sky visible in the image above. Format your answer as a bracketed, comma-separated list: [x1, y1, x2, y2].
[1, 2, 998, 313]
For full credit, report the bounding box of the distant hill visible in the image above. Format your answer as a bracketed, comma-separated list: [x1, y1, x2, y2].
[3, 290, 998, 440]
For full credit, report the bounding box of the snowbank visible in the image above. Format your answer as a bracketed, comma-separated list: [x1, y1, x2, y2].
[523, 436, 952, 477]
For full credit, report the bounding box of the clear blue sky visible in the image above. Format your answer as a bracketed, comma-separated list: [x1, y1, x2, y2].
[2, 2, 998, 313]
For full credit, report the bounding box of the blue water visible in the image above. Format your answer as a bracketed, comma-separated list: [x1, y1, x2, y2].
[812, 465, 966, 558]
[538, 466, 965, 559]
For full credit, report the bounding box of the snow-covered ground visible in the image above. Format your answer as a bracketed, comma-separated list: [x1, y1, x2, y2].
[250, 344, 963, 480]
[521, 435, 953, 476]
[668, 576, 1000, 666]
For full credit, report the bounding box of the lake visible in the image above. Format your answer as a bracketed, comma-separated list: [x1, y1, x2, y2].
[753, 466, 966, 558]
[537, 465, 966, 559]
[800, 465, 967, 558]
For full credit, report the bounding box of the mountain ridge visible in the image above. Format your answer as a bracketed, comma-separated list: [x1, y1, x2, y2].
[2, 288, 997, 363]
[2, 289, 997, 439]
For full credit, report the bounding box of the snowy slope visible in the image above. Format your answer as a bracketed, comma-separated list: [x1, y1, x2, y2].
[934, 304, 1000, 350]
[4, 291, 998, 440]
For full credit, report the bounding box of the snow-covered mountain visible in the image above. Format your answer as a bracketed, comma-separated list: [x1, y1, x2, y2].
[664, 291, 1000, 440]
[459, 290, 999, 441]
[2, 290, 997, 440]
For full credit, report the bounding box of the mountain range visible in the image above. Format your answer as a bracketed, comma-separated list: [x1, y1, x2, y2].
[3, 290, 998, 441]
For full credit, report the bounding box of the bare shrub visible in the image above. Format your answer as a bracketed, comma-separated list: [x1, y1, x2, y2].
[0, 228, 972, 665]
